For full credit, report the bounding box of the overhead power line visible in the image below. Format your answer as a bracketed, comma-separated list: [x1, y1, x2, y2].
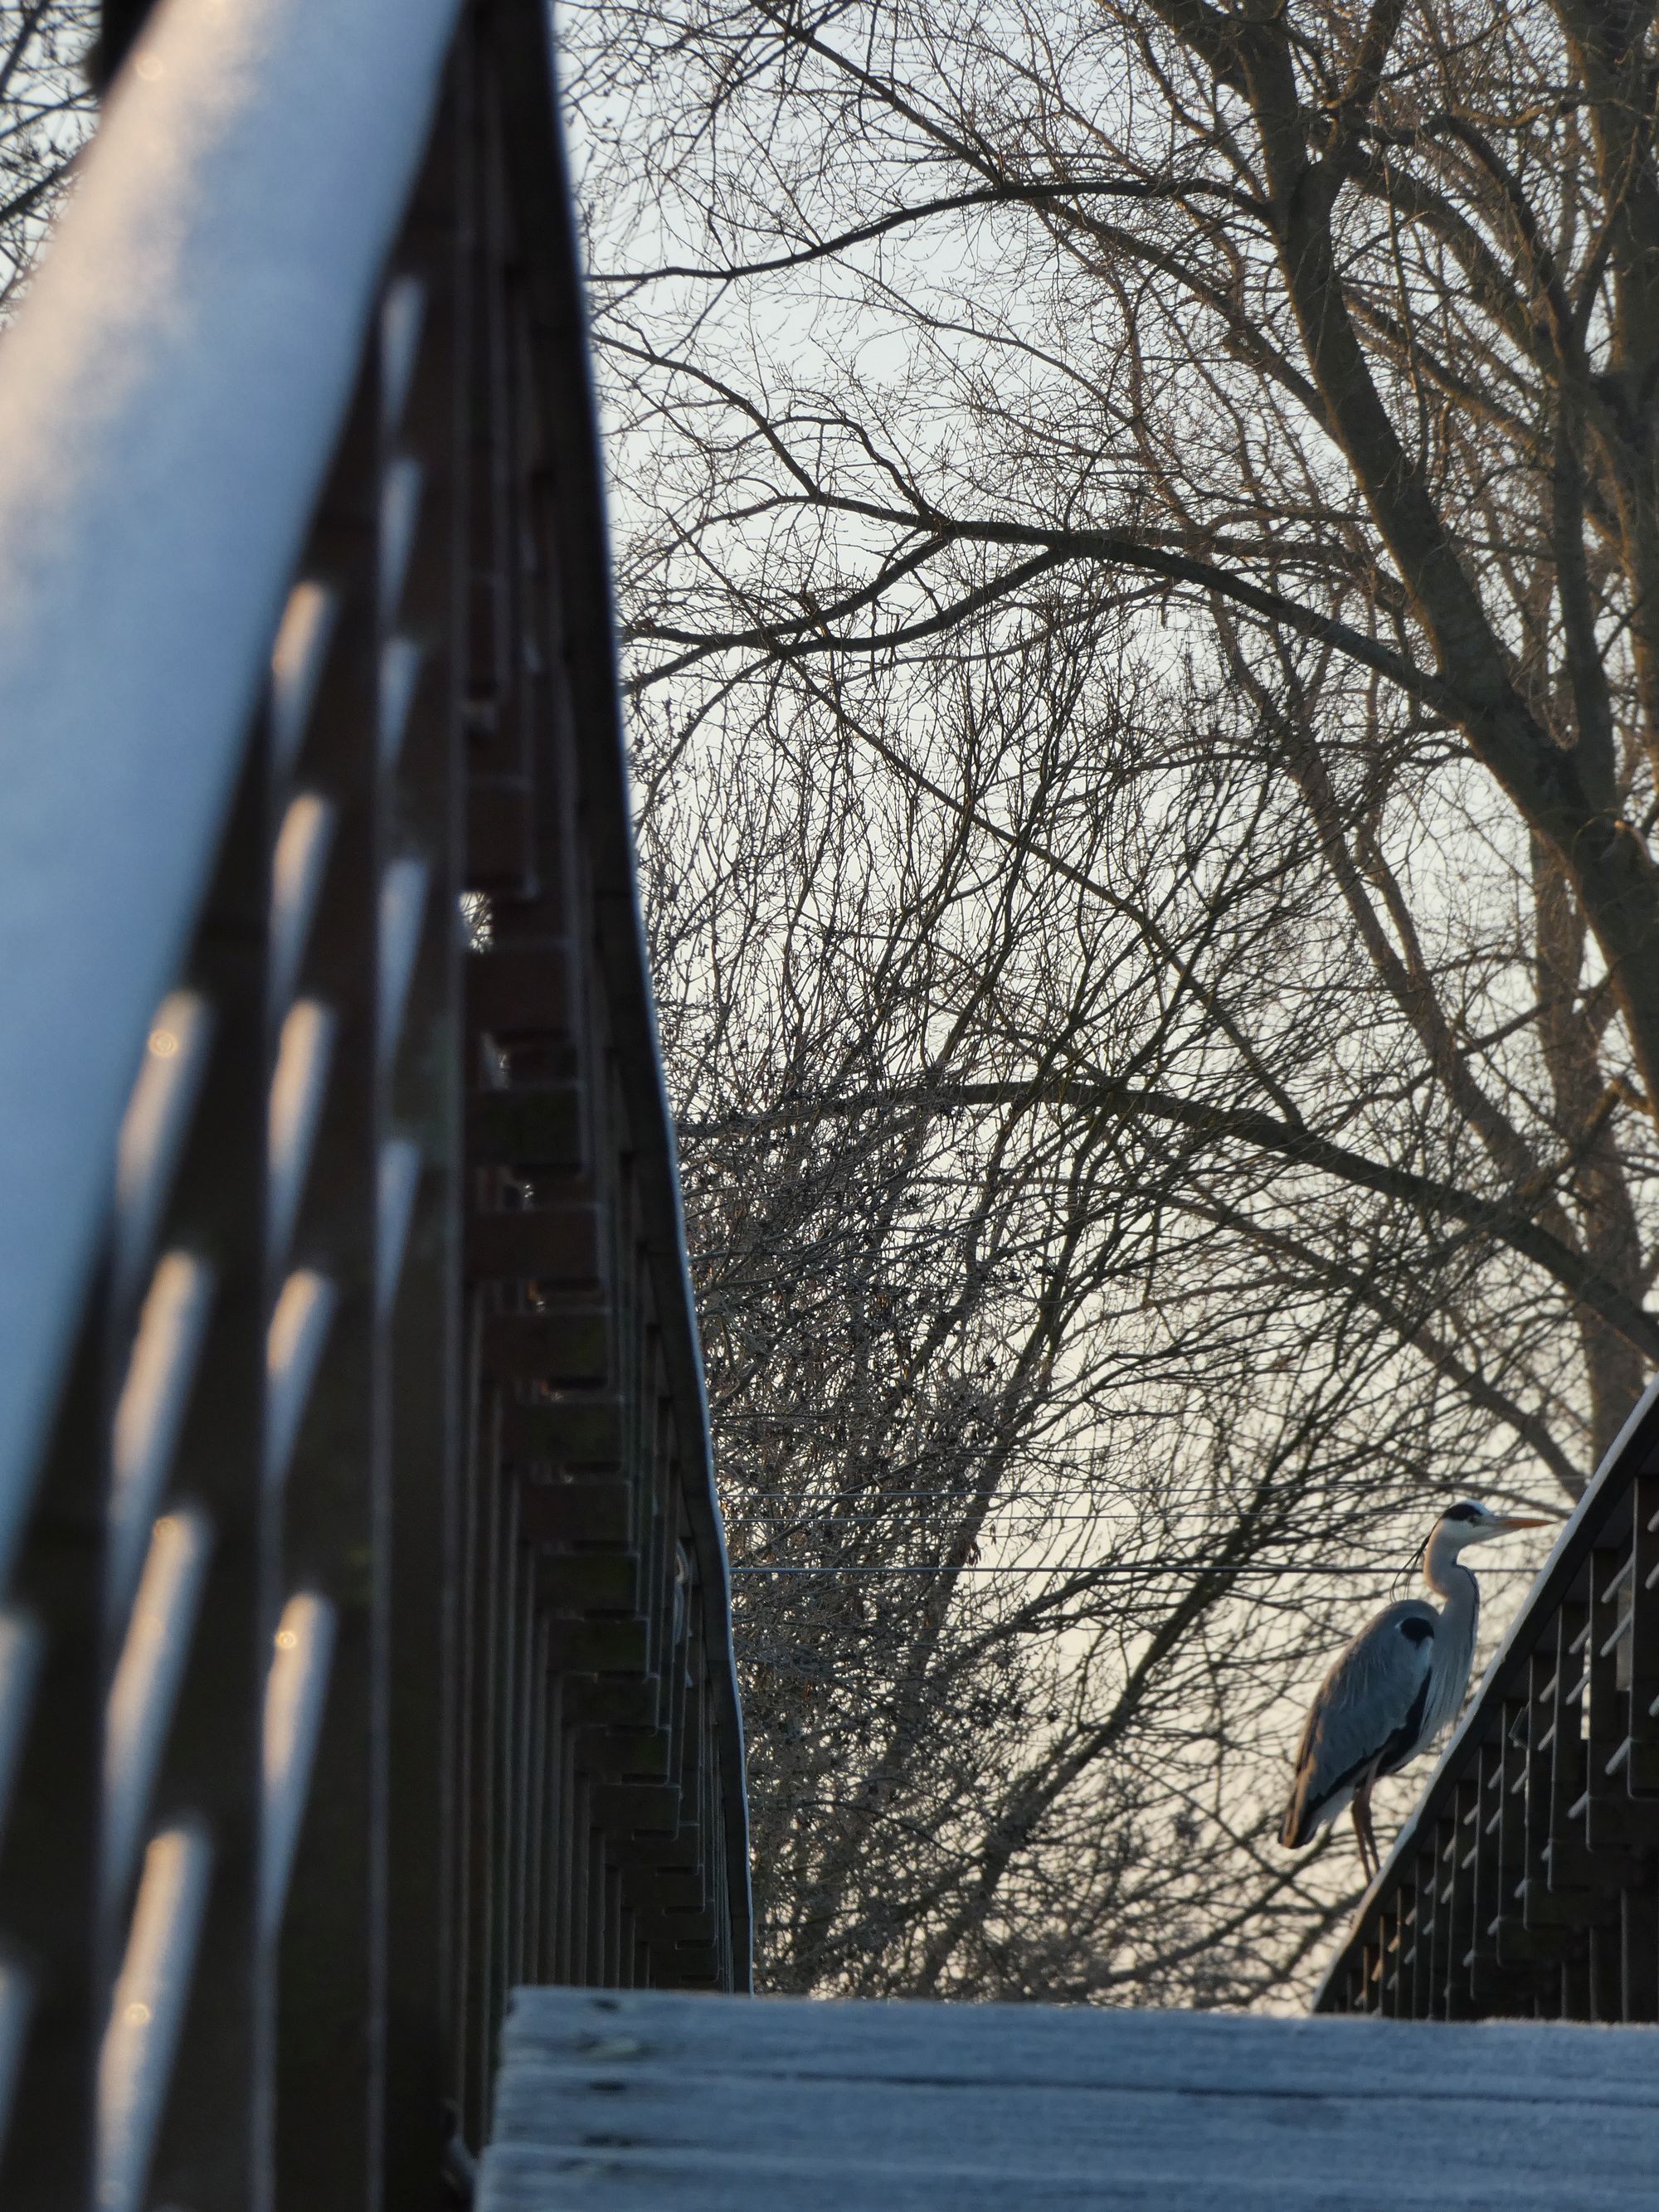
[731, 1560, 1538, 1578]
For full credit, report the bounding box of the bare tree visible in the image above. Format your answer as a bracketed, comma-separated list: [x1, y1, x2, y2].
[0, 5, 94, 314]
[568, 0, 1659, 2004]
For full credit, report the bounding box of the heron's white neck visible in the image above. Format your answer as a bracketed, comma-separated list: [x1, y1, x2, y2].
[1421, 1525, 1481, 1742]
[1423, 1523, 1481, 1602]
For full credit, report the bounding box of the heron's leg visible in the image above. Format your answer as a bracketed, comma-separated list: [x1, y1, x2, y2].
[1354, 1778, 1380, 1884]
[1353, 1780, 1380, 1884]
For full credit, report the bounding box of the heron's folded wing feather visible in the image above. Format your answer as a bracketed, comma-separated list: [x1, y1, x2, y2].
[1283, 1601, 1436, 1841]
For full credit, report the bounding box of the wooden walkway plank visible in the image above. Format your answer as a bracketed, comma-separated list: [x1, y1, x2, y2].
[479, 1987, 1659, 2210]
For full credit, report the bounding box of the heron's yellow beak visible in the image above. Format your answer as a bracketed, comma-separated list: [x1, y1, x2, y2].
[1496, 1515, 1554, 1531]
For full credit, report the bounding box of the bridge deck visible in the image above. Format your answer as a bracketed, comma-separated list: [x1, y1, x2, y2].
[479, 1985, 1659, 2210]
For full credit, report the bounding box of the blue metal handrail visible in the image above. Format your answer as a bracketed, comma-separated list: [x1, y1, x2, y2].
[0, 0, 460, 1577]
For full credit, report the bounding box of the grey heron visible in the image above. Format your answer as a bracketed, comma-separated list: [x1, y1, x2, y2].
[1280, 1500, 1553, 1883]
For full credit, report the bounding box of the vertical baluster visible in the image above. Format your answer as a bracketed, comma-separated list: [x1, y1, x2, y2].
[269, 354, 392, 2206]
[450, 1293, 488, 2142]
[1517, 1650, 1557, 2012]
[1490, 1697, 1528, 2004]
[128, 733, 275, 2212]
[478, 1403, 509, 2099]
[1410, 1847, 1435, 2019]
[1424, 1811, 1448, 2018]
[529, 1636, 554, 1993]
[1549, 1595, 1592, 2015]
[1627, 1473, 1659, 1796]
[535, 1660, 562, 1982]
[1380, 1886, 1403, 2019]
[1466, 1735, 1500, 2009]
[1359, 1927, 1381, 2015]
[508, 1537, 535, 1986]
[1522, 1646, 1553, 1913]
[1585, 1546, 1629, 2018]
[1446, 1778, 1479, 2017]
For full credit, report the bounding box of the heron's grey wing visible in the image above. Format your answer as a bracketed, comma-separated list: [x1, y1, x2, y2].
[1281, 1601, 1436, 1847]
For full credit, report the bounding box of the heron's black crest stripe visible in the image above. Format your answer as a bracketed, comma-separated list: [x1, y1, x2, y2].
[1443, 1503, 1481, 1522]
[1399, 1616, 1433, 1645]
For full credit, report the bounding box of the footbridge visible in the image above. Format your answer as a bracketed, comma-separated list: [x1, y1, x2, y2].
[0, 6, 1652, 2208]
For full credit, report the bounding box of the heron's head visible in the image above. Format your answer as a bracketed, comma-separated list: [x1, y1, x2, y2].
[1434, 1500, 1553, 1549]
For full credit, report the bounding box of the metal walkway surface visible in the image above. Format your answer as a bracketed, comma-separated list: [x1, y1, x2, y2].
[479, 1985, 1659, 2210]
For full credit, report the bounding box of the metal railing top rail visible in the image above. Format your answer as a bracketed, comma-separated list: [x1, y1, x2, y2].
[1311, 1370, 1659, 2011]
[493, 13, 752, 1963]
[0, 0, 461, 1578]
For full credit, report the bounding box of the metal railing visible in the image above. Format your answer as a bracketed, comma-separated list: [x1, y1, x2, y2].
[0, 3, 749, 2205]
[1314, 1378, 1659, 2022]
